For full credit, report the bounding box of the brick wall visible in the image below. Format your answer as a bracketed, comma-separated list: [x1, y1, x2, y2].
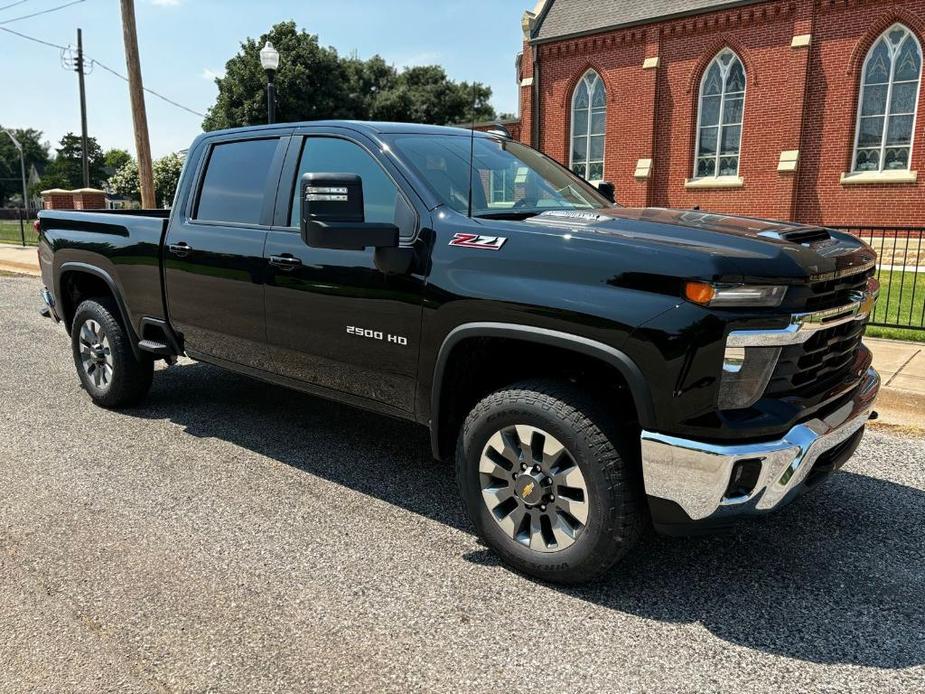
[519, 0, 925, 227]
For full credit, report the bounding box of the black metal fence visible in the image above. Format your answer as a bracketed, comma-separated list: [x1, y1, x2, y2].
[0, 207, 38, 246]
[832, 226, 925, 332]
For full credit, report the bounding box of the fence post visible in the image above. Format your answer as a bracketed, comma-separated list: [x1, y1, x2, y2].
[19, 206, 25, 247]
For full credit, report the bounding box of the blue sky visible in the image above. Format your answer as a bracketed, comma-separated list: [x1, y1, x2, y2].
[2, 0, 525, 158]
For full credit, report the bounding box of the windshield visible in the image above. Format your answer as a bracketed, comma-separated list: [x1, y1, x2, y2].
[386, 134, 612, 217]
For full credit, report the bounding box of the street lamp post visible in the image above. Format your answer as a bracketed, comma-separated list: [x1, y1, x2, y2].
[260, 41, 280, 124]
[2, 128, 30, 245]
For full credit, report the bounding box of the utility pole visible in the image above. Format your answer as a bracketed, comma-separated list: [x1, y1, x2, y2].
[119, 0, 155, 208]
[75, 28, 90, 188]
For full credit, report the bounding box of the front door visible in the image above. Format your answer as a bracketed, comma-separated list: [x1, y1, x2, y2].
[263, 134, 425, 413]
[165, 136, 285, 370]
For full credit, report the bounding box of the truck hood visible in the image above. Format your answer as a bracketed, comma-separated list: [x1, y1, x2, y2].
[521, 207, 876, 282]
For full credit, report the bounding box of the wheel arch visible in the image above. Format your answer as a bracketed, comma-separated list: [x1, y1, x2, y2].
[429, 322, 654, 460]
[56, 262, 142, 358]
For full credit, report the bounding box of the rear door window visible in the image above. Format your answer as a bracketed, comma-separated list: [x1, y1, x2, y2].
[195, 138, 279, 225]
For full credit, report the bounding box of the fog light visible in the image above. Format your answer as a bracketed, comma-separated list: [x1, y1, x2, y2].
[724, 458, 763, 500]
[717, 346, 781, 410]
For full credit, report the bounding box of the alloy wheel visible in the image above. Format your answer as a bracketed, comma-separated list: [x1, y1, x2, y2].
[78, 319, 114, 389]
[479, 424, 590, 553]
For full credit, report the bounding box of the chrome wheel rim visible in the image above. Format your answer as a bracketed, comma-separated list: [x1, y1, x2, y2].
[479, 425, 590, 553]
[78, 319, 113, 389]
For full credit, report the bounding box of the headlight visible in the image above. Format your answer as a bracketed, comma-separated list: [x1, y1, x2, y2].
[684, 282, 787, 308]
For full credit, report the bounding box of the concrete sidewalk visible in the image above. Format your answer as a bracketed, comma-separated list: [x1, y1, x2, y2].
[867, 337, 925, 430]
[1, 243, 922, 428]
[0, 244, 39, 276]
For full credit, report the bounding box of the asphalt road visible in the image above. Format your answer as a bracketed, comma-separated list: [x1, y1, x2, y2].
[1, 274, 924, 693]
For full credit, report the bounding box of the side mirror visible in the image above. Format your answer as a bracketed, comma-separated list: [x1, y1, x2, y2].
[300, 172, 399, 251]
[597, 181, 616, 204]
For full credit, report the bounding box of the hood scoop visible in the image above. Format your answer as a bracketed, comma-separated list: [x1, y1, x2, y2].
[757, 227, 831, 246]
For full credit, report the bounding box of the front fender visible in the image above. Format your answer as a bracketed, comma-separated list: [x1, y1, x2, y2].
[427, 321, 655, 459]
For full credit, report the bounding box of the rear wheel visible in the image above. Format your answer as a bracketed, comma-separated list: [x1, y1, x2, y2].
[71, 298, 153, 408]
[456, 380, 644, 584]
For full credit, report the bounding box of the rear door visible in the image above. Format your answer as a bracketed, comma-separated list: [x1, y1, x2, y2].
[164, 134, 288, 369]
[263, 130, 427, 413]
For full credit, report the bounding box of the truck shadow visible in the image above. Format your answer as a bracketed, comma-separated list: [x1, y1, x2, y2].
[133, 361, 925, 670]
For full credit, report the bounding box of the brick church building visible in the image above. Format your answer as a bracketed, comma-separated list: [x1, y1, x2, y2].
[508, 0, 925, 226]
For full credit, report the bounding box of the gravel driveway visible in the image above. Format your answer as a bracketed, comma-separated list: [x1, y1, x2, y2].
[1, 275, 923, 693]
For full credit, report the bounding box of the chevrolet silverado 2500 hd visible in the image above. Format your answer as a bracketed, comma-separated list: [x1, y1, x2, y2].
[37, 121, 881, 584]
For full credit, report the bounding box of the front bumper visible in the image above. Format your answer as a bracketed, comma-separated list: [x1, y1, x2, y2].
[640, 366, 880, 534]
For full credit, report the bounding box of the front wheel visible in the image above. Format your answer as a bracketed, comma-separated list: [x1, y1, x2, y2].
[71, 298, 153, 408]
[456, 380, 644, 584]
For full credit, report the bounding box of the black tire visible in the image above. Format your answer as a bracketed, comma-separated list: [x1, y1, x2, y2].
[71, 297, 153, 408]
[456, 379, 644, 584]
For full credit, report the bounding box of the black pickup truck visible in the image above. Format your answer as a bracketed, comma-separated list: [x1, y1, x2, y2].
[38, 121, 880, 583]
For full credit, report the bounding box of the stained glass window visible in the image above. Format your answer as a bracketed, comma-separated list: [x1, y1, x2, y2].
[570, 70, 606, 181]
[694, 50, 746, 178]
[853, 25, 922, 172]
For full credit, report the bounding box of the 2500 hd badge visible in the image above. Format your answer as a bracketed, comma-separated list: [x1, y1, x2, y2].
[346, 325, 408, 346]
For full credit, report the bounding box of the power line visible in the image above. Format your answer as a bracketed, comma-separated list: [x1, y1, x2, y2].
[0, 24, 67, 49]
[0, 25, 206, 118]
[0, 0, 34, 13]
[91, 58, 206, 118]
[0, 0, 84, 25]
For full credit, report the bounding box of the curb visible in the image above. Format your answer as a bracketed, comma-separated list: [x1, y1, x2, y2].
[0, 260, 40, 276]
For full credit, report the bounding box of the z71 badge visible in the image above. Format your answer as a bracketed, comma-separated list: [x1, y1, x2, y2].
[448, 233, 507, 251]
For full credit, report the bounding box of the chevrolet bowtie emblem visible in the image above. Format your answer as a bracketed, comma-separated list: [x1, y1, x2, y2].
[522, 481, 535, 497]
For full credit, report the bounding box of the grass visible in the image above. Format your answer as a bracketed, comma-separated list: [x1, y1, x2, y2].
[867, 268, 925, 342]
[0, 218, 38, 246]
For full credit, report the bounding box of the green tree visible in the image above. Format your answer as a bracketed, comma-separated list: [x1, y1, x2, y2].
[39, 133, 106, 191]
[369, 66, 495, 124]
[203, 21, 497, 130]
[203, 21, 351, 130]
[153, 152, 184, 207]
[0, 126, 49, 207]
[107, 152, 185, 208]
[107, 158, 138, 199]
[103, 148, 133, 173]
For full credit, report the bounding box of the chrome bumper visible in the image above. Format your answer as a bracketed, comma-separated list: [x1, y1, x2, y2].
[640, 367, 880, 522]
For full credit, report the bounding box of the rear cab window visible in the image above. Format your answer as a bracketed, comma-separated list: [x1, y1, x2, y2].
[194, 138, 280, 225]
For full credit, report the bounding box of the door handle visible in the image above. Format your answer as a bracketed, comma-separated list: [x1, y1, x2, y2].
[269, 254, 303, 270]
[168, 242, 192, 257]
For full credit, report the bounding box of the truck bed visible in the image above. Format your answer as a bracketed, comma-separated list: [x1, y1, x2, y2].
[38, 209, 171, 337]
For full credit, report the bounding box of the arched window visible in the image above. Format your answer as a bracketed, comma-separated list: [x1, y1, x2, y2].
[853, 24, 922, 172]
[570, 70, 606, 181]
[694, 49, 746, 179]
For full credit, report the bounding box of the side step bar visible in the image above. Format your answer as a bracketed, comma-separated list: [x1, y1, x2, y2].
[138, 339, 174, 356]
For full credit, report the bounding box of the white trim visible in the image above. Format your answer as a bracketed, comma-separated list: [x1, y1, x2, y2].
[634, 158, 653, 179]
[840, 169, 918, 184]
[778, 149, 800, 172]
[642, 56, 660, 70]
[520, 77, 534, 87]
[791, 34, 812, 48]
[569, 69, 606, 181]
[850, 24, 922, 175]
[685, 176, 744, 189]
[692, 49, 746, 181]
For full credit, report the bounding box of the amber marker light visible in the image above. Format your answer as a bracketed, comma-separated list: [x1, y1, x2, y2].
[684, 281, 717, 305]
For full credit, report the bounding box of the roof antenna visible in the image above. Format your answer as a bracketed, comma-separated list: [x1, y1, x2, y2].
[467, 84, 477, 218]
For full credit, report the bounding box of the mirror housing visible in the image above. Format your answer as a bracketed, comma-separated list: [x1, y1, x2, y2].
[300, 172, 399, 251]
[596, 181, 616, 203]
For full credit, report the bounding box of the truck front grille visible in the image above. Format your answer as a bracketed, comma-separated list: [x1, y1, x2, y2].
[765, 319, 867, 400]
[801, 266, 876, 312]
